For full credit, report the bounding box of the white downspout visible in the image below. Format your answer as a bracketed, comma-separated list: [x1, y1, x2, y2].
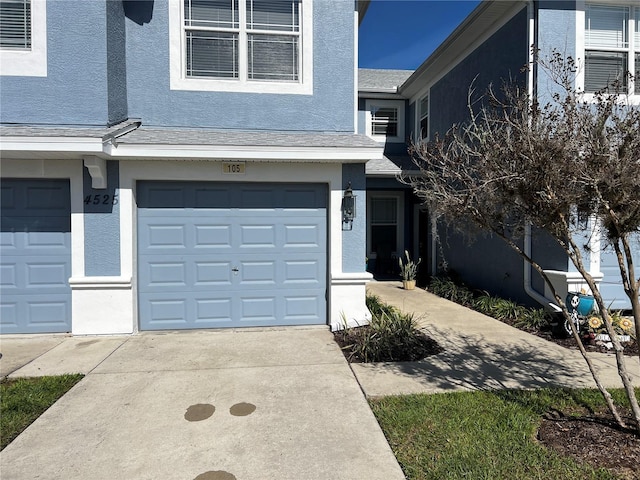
[524, 224, 562, 312]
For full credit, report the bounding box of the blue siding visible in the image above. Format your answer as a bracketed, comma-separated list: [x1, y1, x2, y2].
[83, 161, 121, 277]
[430, 7, 529, 138]
[124, 0, 355, 132]
[0, 1, 112, 125]
[425, 6, 563, 306]
[599, 238, 640, 310]
[342, 163, 367, 273]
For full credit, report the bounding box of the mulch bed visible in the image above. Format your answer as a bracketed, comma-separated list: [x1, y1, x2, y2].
[333, 327, 443, 363]
[538, 407, 640, 480]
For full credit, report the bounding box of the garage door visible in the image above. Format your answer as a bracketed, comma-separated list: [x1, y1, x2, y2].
[137, 181, 327, 330]
[0, 179, 72, 334]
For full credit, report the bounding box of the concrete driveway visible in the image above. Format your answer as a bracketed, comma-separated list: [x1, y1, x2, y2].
[0, 327, 405, 480]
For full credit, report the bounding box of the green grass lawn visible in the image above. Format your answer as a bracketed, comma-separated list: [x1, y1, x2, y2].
[370, 388, 634, 480]
[1, 374, 83, 450]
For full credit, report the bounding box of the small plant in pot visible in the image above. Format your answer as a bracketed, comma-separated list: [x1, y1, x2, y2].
[398, 250, 421, 290]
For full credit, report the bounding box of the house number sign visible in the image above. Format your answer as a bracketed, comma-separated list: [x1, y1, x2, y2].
[222, 162, 245, 174]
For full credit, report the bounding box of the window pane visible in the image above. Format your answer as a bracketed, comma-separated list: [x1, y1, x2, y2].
[372, 107, 397, 123]
[372, 122, 398, 136]
[636, 52, 640, 94]
[585, 51, 627, 92]
[184, 0, 238, 29]
[247, 0, 299, 32]
[0, 0, 30, 49]
[420, 96, 428, 117]
[248, 34, 298, 80]
[633, 7, 640, 51]
[186, 31, 238, 78]
[420, 117, 428, 138]
[371, 198, 397, 224]
[585, 4, 628, 48]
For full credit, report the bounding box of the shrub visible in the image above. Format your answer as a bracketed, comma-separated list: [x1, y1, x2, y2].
[428, 276, 551, 331]
[336, 295, 443, 362]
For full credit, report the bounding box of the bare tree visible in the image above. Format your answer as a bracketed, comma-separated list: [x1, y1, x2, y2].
[404, 51, 640, 433]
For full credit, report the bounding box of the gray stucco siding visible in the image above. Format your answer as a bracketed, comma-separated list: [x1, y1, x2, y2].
[124, 0, 356, 132]
[342, 163, 367, 273]
[0, 1, 112, 125]
[83, 161, 121, 277]
[429, 7, 529, 139]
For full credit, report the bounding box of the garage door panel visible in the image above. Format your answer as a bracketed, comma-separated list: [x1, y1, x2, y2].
[145, 298, 189, 325]
[195, 261, 233, 286]
[0, 179, 71, 334]
[284, 224, 323, 247]
[145, 262, 188, 287]
[194, 298, 232, 324]
[194, 224, 232, 247]
[239, 225, 276, 248]
[284, 294, 324, 323]
[138, 181, 326, 330]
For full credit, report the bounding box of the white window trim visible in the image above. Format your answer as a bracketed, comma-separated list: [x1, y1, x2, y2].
[0, 0, 47, 77]
[417, 93, 429, 141]
[366, 191, 404, 261]
[575, 1, 639, 102]
[365, 99, 404, 143]
[169, 0, 313, 94]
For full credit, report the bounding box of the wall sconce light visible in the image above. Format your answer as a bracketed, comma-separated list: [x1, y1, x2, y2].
[342, 182, 356, 230]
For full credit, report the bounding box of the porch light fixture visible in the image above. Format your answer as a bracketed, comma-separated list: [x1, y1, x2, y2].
[342, 182, 356, 230]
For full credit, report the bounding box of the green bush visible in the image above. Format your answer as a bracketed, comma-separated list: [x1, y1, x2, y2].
[428, 276, 551, 331]
[336, 295, 442, 362]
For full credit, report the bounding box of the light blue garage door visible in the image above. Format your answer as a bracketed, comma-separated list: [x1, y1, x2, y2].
[137, 181, 327, 330]
[0, 179, 72, 334]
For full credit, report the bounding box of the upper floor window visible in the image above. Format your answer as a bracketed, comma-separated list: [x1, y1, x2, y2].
[584, 4, 639, 94]
[0, 0, 30, 49]
[365, 99, 404, 142]
[418, 94, 429, 139]
[171, 0, 313, 94]
[0, 0, 46, 76]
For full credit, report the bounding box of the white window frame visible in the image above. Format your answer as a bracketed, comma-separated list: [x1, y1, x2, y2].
[417, 93, 429, 140]
[365, 99, 404, 142]
[169, 0, 313, 94]
[0, 0, 47, 77]
[577, 1, 639, 99]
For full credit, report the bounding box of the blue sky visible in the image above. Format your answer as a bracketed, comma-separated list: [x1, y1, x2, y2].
[359, 0, 482, 70]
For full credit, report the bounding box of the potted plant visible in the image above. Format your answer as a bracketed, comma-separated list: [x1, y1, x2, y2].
[398, 250, 421, 290]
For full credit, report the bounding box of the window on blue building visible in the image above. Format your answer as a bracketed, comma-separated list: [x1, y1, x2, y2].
[0, 0, 30, 50]
[184, 0, 301, 81]
[584, 4, 639, 95]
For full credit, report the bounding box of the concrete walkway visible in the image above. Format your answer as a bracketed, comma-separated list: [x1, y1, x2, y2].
[0, 327, 405, 480]
[2, 282, 639, 479]
[356, 281, 640, 397]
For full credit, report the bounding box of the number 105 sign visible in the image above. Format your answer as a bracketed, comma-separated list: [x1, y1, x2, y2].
[222, 162, 245, 174]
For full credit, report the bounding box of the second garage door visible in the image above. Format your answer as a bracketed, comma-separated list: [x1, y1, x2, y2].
[137, 181, 327, 330]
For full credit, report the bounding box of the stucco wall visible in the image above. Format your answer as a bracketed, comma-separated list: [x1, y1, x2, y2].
[124, 0, 356, 132]
[0, 0, 111, 125]
[342, 163, 367, 273]
[83, 161, 121, 277]
[429, 7, 529, 138]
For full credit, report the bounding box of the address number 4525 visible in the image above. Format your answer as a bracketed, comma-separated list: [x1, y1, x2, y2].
[84, 194, 118, 205]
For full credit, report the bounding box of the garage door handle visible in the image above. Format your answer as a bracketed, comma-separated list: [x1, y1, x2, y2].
[231, 267, 239, 274]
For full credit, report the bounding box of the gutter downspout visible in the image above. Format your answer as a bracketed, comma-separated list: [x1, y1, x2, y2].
[524, 224, 561, 312]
